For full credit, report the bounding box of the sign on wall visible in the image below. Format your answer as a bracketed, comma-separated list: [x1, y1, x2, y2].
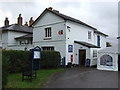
[68, 45, 73, 52]
[58, 30, 63, 35]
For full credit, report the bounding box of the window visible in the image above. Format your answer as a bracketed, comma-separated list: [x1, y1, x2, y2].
[100, 54, 113, 66]
[42, 47, 54, 51]
[45, 27, 51, 37]
[97, 35, 100, 47]
[93, 50, 97, 57]
[88, 31, 91, 39]
[19, 41, 24, 45]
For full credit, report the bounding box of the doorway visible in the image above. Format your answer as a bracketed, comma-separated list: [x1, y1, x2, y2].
[79, 49, 86, 66]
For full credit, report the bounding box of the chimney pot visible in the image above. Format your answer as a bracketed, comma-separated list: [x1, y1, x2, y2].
[17, 14, 23, 25]
[29, 17, 34, 26]
[24, 22, 28, 26]
[48, 7, 53, 10]
[4, 17, 9, 26]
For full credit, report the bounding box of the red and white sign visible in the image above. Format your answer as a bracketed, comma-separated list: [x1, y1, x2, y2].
[58, 30, 63, 35]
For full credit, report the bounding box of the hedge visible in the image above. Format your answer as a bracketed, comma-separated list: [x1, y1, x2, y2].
[2, 52, 10, 88]
[2, 50, 61, 73]
[2, 50, 31, 73]
[2, 50, 61, 88]
[41, 51, 61, 69]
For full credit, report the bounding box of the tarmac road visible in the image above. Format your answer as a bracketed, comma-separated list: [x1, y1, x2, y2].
[45, 67, 118, 88]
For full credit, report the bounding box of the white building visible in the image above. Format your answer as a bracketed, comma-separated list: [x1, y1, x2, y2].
[32, 7, 108, 66]
[1, 14, 34, 50]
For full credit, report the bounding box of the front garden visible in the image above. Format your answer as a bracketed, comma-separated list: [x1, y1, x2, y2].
[2, 50, 64, 88]
[6, 68, 64, 88]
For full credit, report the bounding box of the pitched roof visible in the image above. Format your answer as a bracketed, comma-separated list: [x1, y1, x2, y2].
[74, 41, 100, 48]
[94, 30, 108, 36]
[32, 8, 96, 30]
[2, 24, 33, 33]
[15, 34, 33, 39]
[31, 8, 108, 36]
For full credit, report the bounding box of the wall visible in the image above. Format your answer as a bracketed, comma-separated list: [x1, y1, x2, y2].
[65, 20, 97, 66]
[118, 28, 120, 53]
[33, 11, 67, 64]
[0, 28, 2, 48]
[2, 31, 32, 50]
[118, 38, 120, 53]
[66, 20, 95, 44]
[34, 41, 66, 64]
[94, 33, 107, 49]
[2, 31, 8, 49]
[33, 11, 66, 43]
[7, 44, 33, 50]
[33, 11, 65, 27]
[7, 31, 27, 46]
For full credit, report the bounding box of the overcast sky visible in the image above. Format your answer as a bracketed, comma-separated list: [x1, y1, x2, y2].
[0, 0, 119, 45]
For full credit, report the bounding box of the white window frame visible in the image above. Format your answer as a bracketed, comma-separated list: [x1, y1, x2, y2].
[88, 31, 92, 39]
[45, 27, 51, 38]
[42, 46, 54, 51]
[93, 50, 97, 57]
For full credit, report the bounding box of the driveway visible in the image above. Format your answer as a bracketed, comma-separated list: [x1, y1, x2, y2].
[45, 67, 118, 88]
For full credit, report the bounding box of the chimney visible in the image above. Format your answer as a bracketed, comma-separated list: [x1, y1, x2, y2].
[47, 7, 53, 10]
[29, 17, 34, 26]
[17, 14, 23, 25]
[53, 9, 59, 13]
[24, 22, 28, 26]
[4, 17, 9, 26]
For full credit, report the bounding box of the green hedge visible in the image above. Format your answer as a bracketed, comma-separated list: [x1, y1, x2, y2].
[2, 50, 61, 88]
[41, 51, 61, 69]
[2, 50, 31, 73]
[2, 53, 10, 88]
[2, 50, 61, 73]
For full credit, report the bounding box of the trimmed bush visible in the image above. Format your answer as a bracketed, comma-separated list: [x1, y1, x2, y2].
[41, 51, 61, 69]
[2, 50, 61, 73]
[2, 53, 10, 88]
[2, 50, 31, 73]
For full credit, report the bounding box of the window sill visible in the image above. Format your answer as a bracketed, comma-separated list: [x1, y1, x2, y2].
[43, 37, 52, 40]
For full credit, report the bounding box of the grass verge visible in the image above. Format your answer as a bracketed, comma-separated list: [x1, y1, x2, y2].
[6, 68, 64, 88]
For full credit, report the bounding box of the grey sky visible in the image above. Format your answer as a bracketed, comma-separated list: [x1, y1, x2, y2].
[0, 0, 118, 45]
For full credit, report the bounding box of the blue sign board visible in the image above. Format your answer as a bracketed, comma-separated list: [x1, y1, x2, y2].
[31, 46, 41, 70]
[68, 45, 73, 52]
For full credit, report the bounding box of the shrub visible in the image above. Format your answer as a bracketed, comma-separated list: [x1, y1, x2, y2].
[2, 50, 31, 73]
[41, 51, 61, 69]
[2, 50, 61, 73]
[2, 51, 10, 88]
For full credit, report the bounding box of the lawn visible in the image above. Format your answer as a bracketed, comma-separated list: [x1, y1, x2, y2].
[6, 68, 64, 88]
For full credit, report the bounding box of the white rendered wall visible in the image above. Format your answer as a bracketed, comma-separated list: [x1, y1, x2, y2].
[8, 31, 27, 46]
[2, 31, 32, 50]
[2, 31, 8, 49]
[65, 20, 99, 66]
[33, 11, 67, 64]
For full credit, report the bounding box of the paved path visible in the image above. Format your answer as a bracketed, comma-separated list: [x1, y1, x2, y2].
[45, 67, 118, 88]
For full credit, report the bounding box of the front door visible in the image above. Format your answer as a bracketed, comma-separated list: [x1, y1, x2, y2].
[79, 49, 86, 66]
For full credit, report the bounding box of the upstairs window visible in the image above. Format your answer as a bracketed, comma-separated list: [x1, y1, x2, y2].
[88, 31, 92, 39]
[97, 35, 100, 47]
[45, 27, 51, 38]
